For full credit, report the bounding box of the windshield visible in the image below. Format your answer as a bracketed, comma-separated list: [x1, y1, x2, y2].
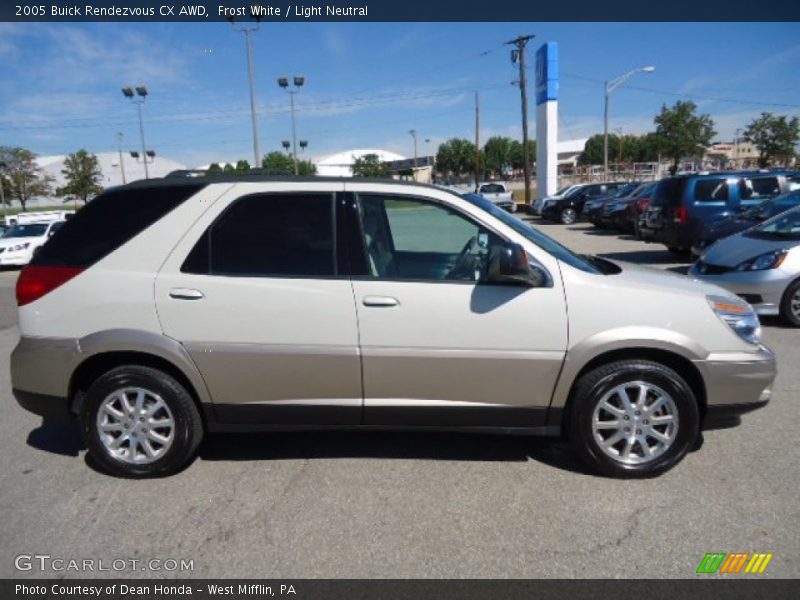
[746, 205, 800, 241]
[614, 183, 640, 198]
[555, 185, 576, 196]
[460, 193, 602, 274]
[5, 223, 48, 237]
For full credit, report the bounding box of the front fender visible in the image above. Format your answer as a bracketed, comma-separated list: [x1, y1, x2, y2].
[549, 326, 709, 412]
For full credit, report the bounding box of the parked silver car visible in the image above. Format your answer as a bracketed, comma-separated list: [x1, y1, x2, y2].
[691, 204, 800, 326]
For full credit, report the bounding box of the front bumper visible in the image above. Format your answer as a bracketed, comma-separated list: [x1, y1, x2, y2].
[689, 265, 791, 316]
[693, 345, 776, 429]
[0, 251, 33, 266]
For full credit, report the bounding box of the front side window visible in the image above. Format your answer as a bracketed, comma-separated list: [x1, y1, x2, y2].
[183, 193, 335, 277]
[6, 223, 48, 237]
[741, 176, 780, 200]
[694, 178, 729, 202]
[357, 195, 502, 282]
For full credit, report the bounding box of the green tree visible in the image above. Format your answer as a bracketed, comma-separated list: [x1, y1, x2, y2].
[0, 147, 53, 211]
[206, 162, 223, 175]
[56, 149, 103, 206]
[435, 138, 476, 178]
[222, 163, 236, 174]
[296, 159, 317, 176]
[352, 153, 389, 178]
[744, 112, 800, 168]
[508, 139, 536, 172]
[261, 152, 294, 175]
[234, 159, 251, 174]
[579, 134, 619, 166]
[654, 101, 716, 175]
[482, 136, 514, 177]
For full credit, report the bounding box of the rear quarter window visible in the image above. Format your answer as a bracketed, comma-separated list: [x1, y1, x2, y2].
[694, 178, 729, 202]
[31, 183, 206, 267]
[650, 178, 687, 207]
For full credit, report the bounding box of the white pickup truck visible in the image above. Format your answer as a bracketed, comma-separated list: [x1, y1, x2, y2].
[477, 182, 516, 212]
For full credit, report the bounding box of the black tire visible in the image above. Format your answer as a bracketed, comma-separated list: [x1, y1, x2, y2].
[567, 360, 700, 478]
[780, 278, 800, 328]
[560, 207, 577, 225]
[81, 365, 203, 478]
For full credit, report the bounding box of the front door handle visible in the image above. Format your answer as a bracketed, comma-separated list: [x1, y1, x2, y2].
[362, 295, 399, 307]
[169, 288, 205, 300]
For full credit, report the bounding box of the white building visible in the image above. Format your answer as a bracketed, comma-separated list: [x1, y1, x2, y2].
[315, 149, 407, 177]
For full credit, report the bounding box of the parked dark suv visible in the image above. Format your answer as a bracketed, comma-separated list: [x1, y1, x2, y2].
[541, 182, 627, 225]
[641, 171, 796, 254]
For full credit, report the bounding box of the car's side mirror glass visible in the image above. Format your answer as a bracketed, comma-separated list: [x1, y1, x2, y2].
[486, 242, 543, 287]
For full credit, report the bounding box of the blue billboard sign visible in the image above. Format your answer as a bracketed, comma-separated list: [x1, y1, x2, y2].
[535, 42, 559, 105]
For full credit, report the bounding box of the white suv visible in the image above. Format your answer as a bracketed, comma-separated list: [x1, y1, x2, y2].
[11, 177, 776, 478]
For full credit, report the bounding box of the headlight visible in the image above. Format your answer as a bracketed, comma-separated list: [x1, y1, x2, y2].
[11, 243, 30, 252]
[735, 249, 787, 271]
[707, 295, 761, 345]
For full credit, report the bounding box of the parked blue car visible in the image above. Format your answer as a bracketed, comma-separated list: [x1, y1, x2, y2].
[641, 171, 798, 254]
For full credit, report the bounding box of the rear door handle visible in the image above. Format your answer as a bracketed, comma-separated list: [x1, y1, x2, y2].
[362, 295, 399, 307]
[169, 288, 205, 300]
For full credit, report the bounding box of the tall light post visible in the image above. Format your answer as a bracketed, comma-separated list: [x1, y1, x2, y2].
[122, 86, 150, 179]
[604, 65, 655, 181]
[278, 76, 305, 175]
[116, 132, 127, 184]
[231, 19, 262, 167]
[0, 160, 7, 221]
[409, 129, 418, 176]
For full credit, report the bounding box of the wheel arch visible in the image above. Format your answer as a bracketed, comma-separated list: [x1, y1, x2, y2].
[551, 346, 707, 431]
[71, 329, 212, 424]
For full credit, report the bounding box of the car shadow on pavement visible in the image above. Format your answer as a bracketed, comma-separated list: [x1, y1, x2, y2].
[26, 418, 85, 457]
[198, 431, 591, 475]
[599, 250, 692, 265]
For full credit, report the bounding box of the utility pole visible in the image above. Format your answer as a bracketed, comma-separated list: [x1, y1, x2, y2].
[474, 91, 480, 191]
[232, 20, 262, 167]
[507, 34, 535, 205]
[0, 160, 6, 221]
[117, 132, 127, 184]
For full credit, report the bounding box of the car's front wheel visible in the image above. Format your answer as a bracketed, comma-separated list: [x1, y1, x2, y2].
[81, 365, 204, 478]
[560, 207, 577, 225]
[567, 360, 699, 478]
[780, 278, 800, 327]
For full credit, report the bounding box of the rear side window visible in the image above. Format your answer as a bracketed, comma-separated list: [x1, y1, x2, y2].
[741, 176, 780, 200]
[183, 193, 335, 278]
[650, 178, 687, 207]
[694, 178, 729, 202]
[31, 184, 205, 267]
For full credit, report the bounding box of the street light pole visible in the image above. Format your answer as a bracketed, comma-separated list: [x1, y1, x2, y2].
[122, 86, 150, 179]
[603, 66, 655, 181]
[278, 76, 305, 176]
[0, 161, 6, 221]
[409, 129, 418, 174]
[117, 132, 127, 184]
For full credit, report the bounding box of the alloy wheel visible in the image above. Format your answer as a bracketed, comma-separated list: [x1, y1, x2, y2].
[591, 381, 679, 465]
[96, 387, 175, 464]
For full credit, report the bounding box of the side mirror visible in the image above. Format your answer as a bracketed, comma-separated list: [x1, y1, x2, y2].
[486, 243, 545, 287]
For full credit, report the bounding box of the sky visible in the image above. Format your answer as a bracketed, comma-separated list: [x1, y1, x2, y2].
[0, 22, 798, 168]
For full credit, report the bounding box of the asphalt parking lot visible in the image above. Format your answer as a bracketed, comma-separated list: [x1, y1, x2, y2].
[0, 220, 797, 579]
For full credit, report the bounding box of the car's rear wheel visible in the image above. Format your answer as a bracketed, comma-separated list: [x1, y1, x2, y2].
[560, 208, 577, 225]
[780, 279, 800, 327]
[81, 366, 203, 478]
[567, 360, 699, 478]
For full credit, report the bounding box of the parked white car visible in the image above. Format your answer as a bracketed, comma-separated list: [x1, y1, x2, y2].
[0, 221, 66, 266]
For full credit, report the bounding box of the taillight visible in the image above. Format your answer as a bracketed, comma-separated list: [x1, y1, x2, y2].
[16, 266, 84, 306]
[637, 198, 650, 211]
[673, 205, 688, 224]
